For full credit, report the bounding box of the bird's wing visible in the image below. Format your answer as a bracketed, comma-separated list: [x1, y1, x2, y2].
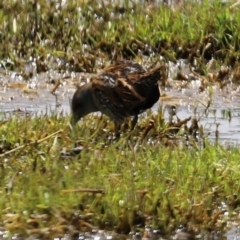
[114, 77, 145, 103]
[91, 73, 145, 118]
[93, 73, 145, 103]
[126, 65, 165, 96]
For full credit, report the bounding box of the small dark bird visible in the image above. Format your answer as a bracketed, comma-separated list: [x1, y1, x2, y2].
[71, 60, 166, 137]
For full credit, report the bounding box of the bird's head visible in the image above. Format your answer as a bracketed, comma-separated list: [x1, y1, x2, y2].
[71, 83, 98, 126]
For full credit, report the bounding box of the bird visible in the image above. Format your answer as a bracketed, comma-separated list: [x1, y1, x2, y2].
[71, 60, 166, 137]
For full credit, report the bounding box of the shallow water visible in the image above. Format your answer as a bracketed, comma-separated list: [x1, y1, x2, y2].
[162, 86, 240, 146]
[0, 70, 75, 116]
[1, 66, 240, 239]
[1, 65, 240, 146]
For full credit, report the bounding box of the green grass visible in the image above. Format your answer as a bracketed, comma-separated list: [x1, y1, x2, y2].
[0, 112, 240, 238]
[1, 0, 240, 238]
[0, 0, 240, 72]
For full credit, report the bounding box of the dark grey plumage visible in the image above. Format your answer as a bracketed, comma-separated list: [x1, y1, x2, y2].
[71, 60, 166, 137]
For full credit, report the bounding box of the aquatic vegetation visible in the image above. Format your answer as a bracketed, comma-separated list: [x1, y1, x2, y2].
[1, 0, 240, 238]
[0, 107, 239, 238]
[0, 0, 240, 73]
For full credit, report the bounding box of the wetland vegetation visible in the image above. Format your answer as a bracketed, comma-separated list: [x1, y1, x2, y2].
[1, 0, 240, 239]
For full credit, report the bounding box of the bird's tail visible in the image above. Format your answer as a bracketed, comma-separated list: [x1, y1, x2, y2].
[129, 64, 166, 97]
[143, 65, 167, 85]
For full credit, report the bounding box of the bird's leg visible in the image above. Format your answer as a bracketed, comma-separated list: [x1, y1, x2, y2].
[131, 115, 138, 130]
[114, 121, 121, 139]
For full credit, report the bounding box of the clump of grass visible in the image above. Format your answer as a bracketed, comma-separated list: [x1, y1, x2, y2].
[0, 0, 240, 72]
[0, 110, 240, 238]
